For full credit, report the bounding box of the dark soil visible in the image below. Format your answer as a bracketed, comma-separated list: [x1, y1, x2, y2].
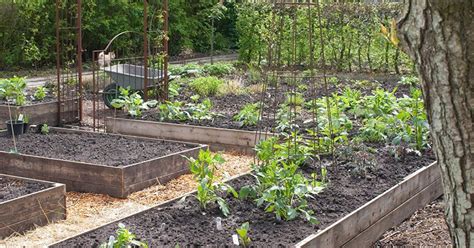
[0, 130, 194, 167]
[0, 175, 50, 203]
[54, 146, 436, 247]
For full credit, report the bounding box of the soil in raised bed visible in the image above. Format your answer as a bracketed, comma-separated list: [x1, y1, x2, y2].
[0, 176, 50, 203]
[0, 130, 194, 167]
[53, 146, 436, 247]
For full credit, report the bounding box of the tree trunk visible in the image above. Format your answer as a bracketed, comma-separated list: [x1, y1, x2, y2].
[397, 1, 473, 247]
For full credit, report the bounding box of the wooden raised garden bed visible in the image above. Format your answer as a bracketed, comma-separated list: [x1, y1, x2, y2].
[50, 158, 442, 247]
[0, 100, 78, 129]
[105, 117, 273, 155]
[0, 128, 206, 198]
[0, 174, 66, 239]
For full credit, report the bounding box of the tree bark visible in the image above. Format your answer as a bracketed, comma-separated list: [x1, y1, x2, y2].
[397, 1, 473, 247]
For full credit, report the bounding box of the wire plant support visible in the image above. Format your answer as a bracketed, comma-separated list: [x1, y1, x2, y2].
[55, 0, 83, 126]
[245, 0, 335, 172]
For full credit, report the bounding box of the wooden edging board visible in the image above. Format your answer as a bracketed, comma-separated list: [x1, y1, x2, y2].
[0, 174, 66, 239]
[0, 100, 78, 129]
[295, 161, 442, 247]
[50, 162, 441, 247]
[0, 128, 207, 198]
[105, 117, 274, 155]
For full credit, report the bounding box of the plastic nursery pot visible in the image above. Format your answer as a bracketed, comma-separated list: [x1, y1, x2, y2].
[23, 123, 30, 134]
[5, 120, 24, 136]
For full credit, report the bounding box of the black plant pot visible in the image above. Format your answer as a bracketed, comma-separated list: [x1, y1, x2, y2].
[5, 120, 24, 136]
[23, 123, 30, 134]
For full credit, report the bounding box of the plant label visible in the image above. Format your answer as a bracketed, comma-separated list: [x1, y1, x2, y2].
[232, 234, 239, 245]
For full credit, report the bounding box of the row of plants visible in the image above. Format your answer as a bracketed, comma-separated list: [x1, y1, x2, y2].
[113, 67, 428, 152]
[236, 2, 411, 73]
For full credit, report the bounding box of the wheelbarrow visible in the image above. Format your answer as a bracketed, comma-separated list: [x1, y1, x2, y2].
[102, 64, 170, 108]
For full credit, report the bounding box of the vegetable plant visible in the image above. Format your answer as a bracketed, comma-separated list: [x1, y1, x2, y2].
[186, 149, 237, 216]
[236, 222, 251, 247]
[33, 86, 47, 101]
[203, 62, 234, 77]
[253, 159, 319, 223]
[0, 77, 27, 106]
[190, 76, 224, 96]
[233, 103, 261, 127]
[111, 87, 158, 118]
[250, 137, 324, 223]
[100, 223, 148, 248]
[40, 124, 49, 135]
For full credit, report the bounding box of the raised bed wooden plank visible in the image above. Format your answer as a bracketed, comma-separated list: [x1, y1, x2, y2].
[0, 100, 78, 129]
[0, 174, 66, 239]
[343, 178, 443, 248]
[105, 117, 273, 155]
[295, 162, 441, 248]
[0, 129, 206, 198]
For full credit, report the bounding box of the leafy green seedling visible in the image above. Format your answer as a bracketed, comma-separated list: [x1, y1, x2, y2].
[34, 86, 47, 101]
[100, 223, 148, 248]
[40, 124, 49, 135]
[111, 87, 157, 118]
[236, 222, 251, 247]
[186, 149, 237, 216]
[233, 103, 261, 127]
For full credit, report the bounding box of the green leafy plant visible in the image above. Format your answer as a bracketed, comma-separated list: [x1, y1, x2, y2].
[34, 86, 47, 101]
[203, 62, 235, 77]
[251, 137, 324, 223]
[111, 87, 158, 118]
[168, 81, 181, 99]
[392, 88, 429, 150]
[189, 76, 224, 96]
[186, 149, 237, 216]
[236, 222, 251, 247]
[0, 77, 27, 106]
[253, 159, 319, 223]
[157, 99, 217, 122]
[40, 124, 49, 135]
[284, 91, 305, 107]
[398, 75, 419, 87]
[100, 223, 148, 248]
[233, 103, 261, 127]
[186, 98, 216, 121]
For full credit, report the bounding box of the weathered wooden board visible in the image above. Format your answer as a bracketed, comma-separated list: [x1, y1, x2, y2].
[0, 129, 206, 198]
[295, 162, 442, 248]
[50, 162, 441, 248]
[0, 174, 66, 239]
[0, 100, 78, 129]
[343, 178, 443, 248]
[105, 117, 273, 154]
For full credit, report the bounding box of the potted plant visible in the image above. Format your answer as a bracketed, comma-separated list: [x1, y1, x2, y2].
[2, 77, 27, 136]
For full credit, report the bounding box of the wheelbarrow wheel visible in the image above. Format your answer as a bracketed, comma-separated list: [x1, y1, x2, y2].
[103, 83, 119, 109]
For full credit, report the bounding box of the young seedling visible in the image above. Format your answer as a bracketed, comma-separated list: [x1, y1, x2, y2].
[40, 124, 49, 135]
[233, 102, 261, 127]
[100, 223, 148, 248]
[236, 222, 251, 247]
[185, 149, 237, 216]
[111, 87, 158, 118]
[34, 86, 47, 101]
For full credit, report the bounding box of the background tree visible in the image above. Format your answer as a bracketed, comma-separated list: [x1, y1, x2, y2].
[397, 1, 473, 247]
